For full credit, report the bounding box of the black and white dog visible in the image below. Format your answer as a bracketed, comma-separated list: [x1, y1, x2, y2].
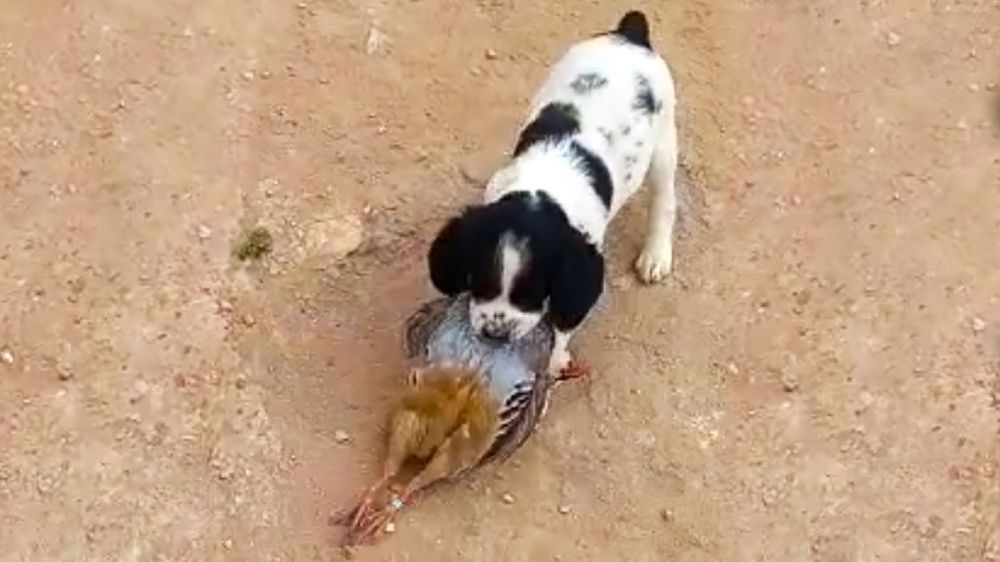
[428, 11, 678, 374]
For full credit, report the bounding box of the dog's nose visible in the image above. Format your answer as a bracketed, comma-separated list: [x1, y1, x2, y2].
[481, 322, 512, 342]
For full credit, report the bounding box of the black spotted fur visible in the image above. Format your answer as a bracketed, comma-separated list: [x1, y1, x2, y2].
[428, 192, 604, 334]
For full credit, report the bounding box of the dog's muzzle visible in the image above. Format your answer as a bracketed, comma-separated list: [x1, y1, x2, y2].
[481, 319, 516, 342]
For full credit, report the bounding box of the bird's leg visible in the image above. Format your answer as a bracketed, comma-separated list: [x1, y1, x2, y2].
[399, 420, 485, 501]
[346, 423, 487, 545]
[336, 421, 413, 533]
[339, 413, 422, 545]
[344, 492, 406, 545]
[344, 475, 423, 546]
[332, 473, 393, 528]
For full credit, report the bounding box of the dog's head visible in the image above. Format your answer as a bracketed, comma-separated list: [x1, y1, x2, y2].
[428, 193, 604, 341]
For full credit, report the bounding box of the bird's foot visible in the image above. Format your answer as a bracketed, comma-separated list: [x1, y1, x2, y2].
[342, 495, 406, 546]
[343, 509, 394, 546]
[331, 487, 380, 529]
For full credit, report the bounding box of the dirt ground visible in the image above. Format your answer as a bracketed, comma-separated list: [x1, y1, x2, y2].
[1, 1, 998, 561]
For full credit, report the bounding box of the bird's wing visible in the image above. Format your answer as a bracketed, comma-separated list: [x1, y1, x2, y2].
[479, 374, 552, 466]
[514, 323, 555, 375]
[402, 297, 453, 363]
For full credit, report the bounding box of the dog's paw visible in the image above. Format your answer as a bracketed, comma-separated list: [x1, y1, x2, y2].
[634, 242, 673, 284]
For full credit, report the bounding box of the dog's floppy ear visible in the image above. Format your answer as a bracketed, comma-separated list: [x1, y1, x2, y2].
[547, 236, 604, 332]
[428, 214, 471, 296]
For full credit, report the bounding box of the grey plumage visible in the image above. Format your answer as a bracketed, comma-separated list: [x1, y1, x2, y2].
[403, 294, 555, 464]
[336, 296, 568, 547]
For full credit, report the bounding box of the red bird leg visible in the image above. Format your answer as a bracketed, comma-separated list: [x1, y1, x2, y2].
[557, 359, 590, 382]
[344, 494, 408, 546]
[339, 426, 412, 541]
[332, 475, 392, 528]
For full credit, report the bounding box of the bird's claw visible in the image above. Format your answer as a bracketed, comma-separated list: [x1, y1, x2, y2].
[332, 490, 377, 529]
[342, 506, 397, 546]
[338, 492, 407, 547]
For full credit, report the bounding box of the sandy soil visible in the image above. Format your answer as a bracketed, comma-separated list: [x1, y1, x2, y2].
[2, 1, 999, 561]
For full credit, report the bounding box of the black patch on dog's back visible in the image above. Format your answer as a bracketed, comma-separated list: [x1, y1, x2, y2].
[633, 74, 661, 115]
[614, 11, 652, 50]
[569, 141, 613, 210]
[514, 102, 580, 156]
[570, 72, 608, 94]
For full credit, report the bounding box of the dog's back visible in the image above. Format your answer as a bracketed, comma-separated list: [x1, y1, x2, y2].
[487, 11, 676, 243]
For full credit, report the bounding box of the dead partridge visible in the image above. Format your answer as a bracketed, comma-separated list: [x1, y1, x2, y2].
[334, 295, 584, 546]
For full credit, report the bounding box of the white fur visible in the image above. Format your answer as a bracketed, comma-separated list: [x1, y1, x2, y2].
[471, 237, 542, 340]
[483, 32, 681, 373]
[486, 34, 678, 250]
[547, 330, 573, 377]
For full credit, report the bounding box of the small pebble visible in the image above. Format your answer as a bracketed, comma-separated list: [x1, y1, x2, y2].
[780, 372, 799, 392]
[557, 505, 571, 515]
[0, 349, 13, 364]
[972, 317, 987, 333]
[761, 487, 780, 506]
[334, 429, 350, 444]
[240, 314, 256, 327]
[241, 70, 254, 80]
[501, 493, 515, 504]
[885, 31, 901, 47]
[726, 363, 740, 376]
[365, 27, 386, 55]
[384, 522, 396, 533]
[197, 225, 212, 240]
[222, 538, 233, 550]
[485, 48, 498, 60]
[36, 477, 54, 495]
[856, 391, 875, 413]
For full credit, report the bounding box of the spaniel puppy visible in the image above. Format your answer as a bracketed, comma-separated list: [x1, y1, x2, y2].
[428, 10, 678, 374]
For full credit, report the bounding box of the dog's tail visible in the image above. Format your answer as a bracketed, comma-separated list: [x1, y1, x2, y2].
[614, 10, 652, 49]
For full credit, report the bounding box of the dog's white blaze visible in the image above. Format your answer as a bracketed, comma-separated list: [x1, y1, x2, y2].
[470, 238, 543, 339]
[499, 242, 521, 297]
